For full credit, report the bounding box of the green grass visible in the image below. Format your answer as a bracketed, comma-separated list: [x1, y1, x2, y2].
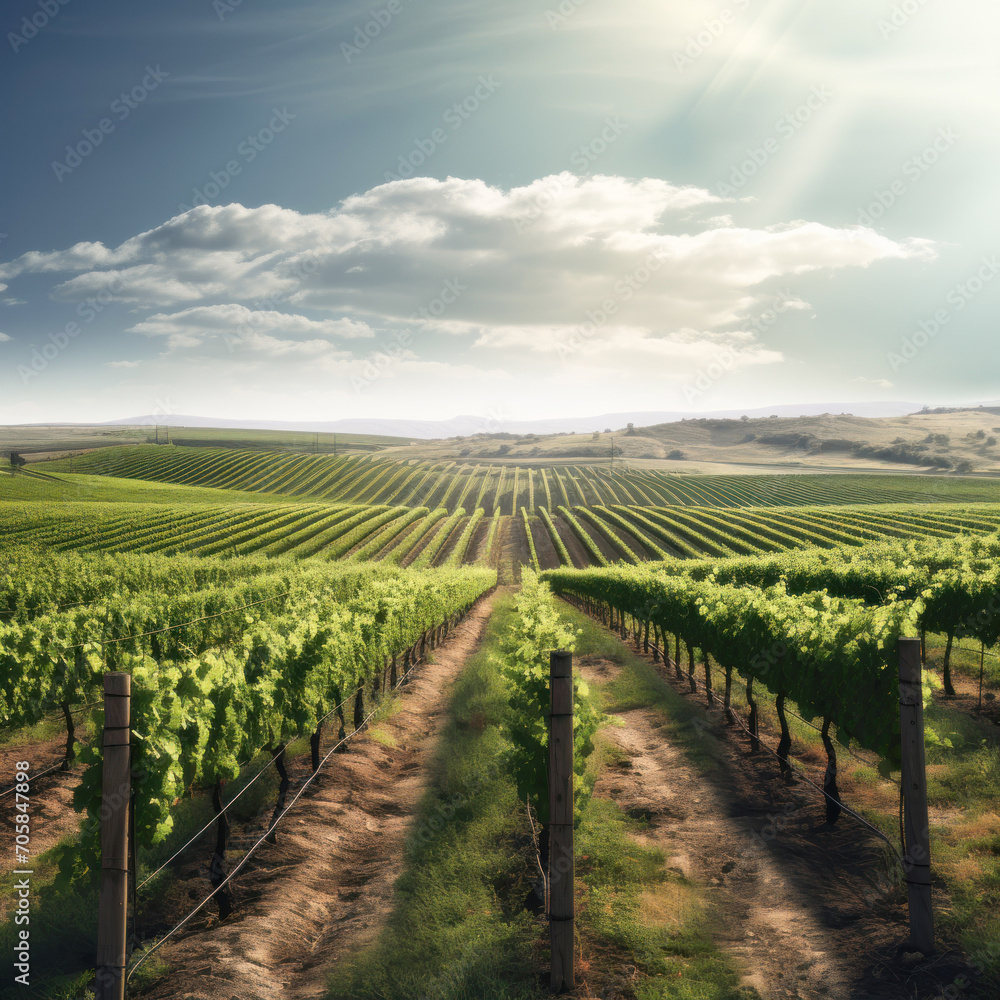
[1, 423, 408, 458]
[557, 601, 750, 999]
[925, 632, 1000, 689]
[327, 594, 545, 1000]
[563, 604, 726, 772]
[570, 607, 1000, 995]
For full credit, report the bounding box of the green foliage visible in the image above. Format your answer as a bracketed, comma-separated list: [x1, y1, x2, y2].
[0, 547, 495, 888]
[520, 508, 540, 572]
[542, 564, 921, 763]
[496, 570, 603, 825]
[328, 594, 545, 1000]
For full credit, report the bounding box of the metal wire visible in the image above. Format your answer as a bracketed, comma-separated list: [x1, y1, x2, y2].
[135, 677, 370, 892]
[566, 597, 907, 868]
[607, 607, 900, 782]
[56, 590, 293, 654]
[125, 631, 437, 983]
[0, 758, 67, 797]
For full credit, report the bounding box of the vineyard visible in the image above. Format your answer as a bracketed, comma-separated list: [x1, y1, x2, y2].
[3, 442, 1000, 998]
[542, 529, 1000, 762]
[40, 445, 1000, 512]
[6, 495, 1000, 574]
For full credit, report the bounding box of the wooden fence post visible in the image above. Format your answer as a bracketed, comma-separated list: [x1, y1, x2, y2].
[549, 650, 575, 992]
[96, 672, 131, 1000]
[898, 637, 934, 955]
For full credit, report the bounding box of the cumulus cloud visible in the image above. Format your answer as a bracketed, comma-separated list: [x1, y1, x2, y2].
[0, 175, 931, 312]
[0, 174, 936, 397]
[0, 331, 11, 342]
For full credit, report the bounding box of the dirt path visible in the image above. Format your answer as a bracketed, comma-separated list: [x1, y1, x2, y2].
[138, 594, 496, 1000]
[934, 671, 1000, 729]
[0, 730, 89, 918]
[581, 654, 856, 1000]
[495, 514, 530, 584]
[553, 515, 590, 569]
[529, 515, 562, 570]
[578, 642, 978, 1000]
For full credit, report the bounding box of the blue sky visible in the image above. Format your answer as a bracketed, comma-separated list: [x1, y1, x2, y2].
[1, 0, 997, 425]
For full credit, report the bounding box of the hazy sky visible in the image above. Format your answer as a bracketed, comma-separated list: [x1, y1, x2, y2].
[1, 0, 998, 425]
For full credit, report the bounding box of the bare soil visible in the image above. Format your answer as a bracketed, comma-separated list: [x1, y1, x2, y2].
[935, 671, 1000, 728]
[600, 520, 657, 562]
[576, 517, 623, 564]
[464, 515, 493, 565]
[494, 514, 531, 584]
[576, 636, 984, 1000]
[553, 516, 591, 569]
[529, 516, 562, 570]
[134, 594, 496, 1000]
[0, 728, 89, 918]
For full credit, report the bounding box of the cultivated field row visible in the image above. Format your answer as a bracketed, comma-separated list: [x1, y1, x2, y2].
[42, 446, 1000, 513]
[6, 498, 1000, 570]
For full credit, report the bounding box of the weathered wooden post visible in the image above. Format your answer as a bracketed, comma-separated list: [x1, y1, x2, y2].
[549, 650, 575, 992]
[898, 637, 934, 954]
[96, 672, 131, 1000]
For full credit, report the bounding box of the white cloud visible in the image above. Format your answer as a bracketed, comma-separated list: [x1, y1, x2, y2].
[127, 304, 375, 343]
[107, 360, 141, 368]
[853, 376, 894, 388]
[0, 176, 931, 323]
[0, 174, 936, 402]
[0, 331, 11, 342]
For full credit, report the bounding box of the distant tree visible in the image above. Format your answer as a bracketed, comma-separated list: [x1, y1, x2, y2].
[987, 437, 997, 447]
[740, 415, 749, 422]
[496, 444, 511, 456]
[667, 449, 685, 460]
[8, 452, 26, 470]
[933, 433, 950, 447]
[625, 422, 637, 436]
[603, 427, 611, 433]
[592, 431, 600, 440]
[954, 460, 973, 473]
[975, 429, 986, 439]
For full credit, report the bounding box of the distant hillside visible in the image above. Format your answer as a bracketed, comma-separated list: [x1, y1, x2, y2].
[386, 409, 1000, 475]
[100, 401, 928, 438]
